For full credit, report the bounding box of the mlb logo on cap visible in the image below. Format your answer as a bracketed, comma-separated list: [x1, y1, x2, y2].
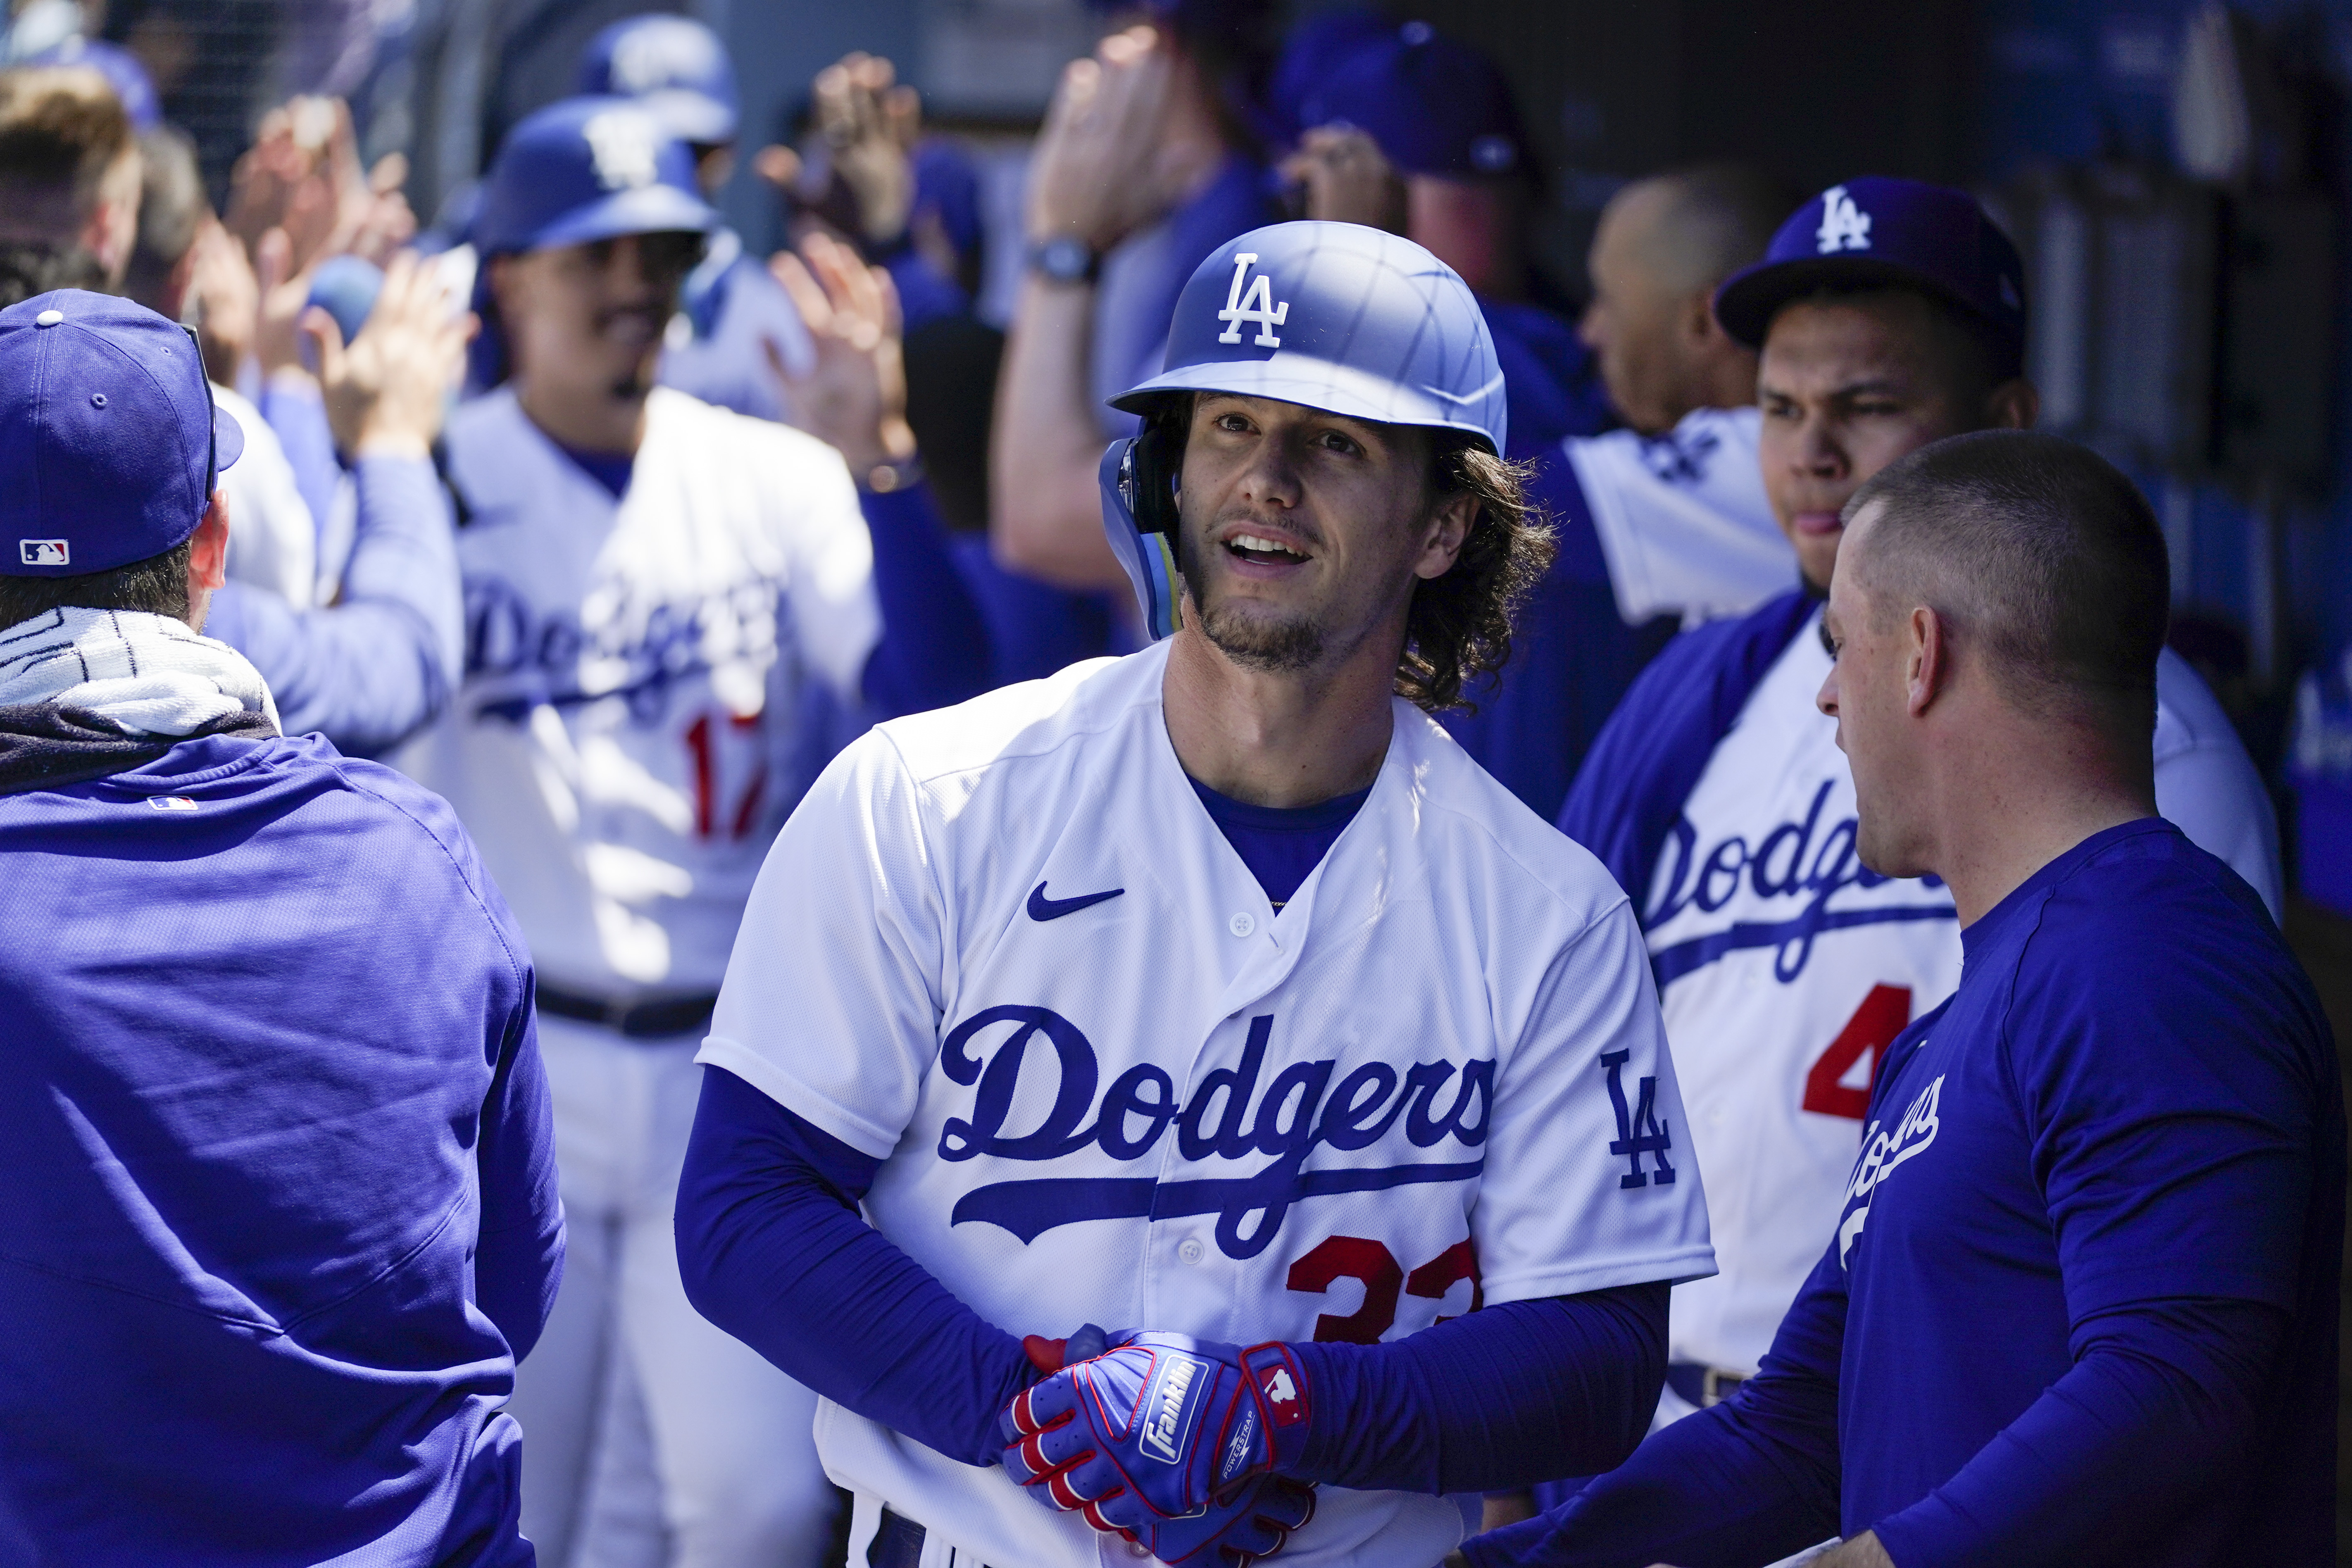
[19, 540, 68, 567]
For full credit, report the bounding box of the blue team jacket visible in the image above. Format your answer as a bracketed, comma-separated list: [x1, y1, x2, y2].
[0, 730, 563, 1566]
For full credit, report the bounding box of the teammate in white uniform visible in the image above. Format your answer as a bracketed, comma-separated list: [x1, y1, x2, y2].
[398, 97, 988, 1568]
[1569, 167, 1800, 630]
[1559, 179, 2283, 1456]
[676, 222, 1714, 1568]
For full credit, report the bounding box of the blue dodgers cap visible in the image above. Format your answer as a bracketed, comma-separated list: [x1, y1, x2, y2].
[473, 96, 718, 259]
[578, 14, 739, 145]
[1714, 177, 2028, 364]
[0, 290, 244, 577]
[1295, 21, 1528, 180]
[24, 37, 160, 130]
[1113, 220, 1507, 455]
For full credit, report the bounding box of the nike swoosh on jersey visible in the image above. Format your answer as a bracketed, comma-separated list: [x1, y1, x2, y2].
[1419, 371, 1505, 407]
[1027, 881, 1125, 921]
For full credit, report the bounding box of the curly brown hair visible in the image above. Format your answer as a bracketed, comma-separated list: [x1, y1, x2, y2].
[1402, 436, 1555, 713]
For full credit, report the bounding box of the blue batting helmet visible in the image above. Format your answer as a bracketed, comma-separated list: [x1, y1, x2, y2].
[578, 14, 740, 146]
[1099, 220, 1505, 640]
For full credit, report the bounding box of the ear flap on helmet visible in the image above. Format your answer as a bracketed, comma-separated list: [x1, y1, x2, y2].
[1097, 420, 1186, 641]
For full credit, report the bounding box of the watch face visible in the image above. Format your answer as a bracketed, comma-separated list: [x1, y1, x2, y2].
[1036, 236, 1093, 282]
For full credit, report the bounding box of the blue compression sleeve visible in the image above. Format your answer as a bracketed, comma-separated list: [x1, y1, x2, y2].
[207, 454, 463, 754]
[1874, 1297, 2289, 1567]
[859, 480, 993, 718]
[1467, 1244, 1847, 1568]
[1288, 1284, 1666, 1494]
[675, 1066, 1040, 1466]
[258, 373, 341, 549]
[473, 992, 564, 1361]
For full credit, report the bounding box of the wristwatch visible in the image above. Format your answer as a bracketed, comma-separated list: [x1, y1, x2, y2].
[1028, 235, 1100, 286]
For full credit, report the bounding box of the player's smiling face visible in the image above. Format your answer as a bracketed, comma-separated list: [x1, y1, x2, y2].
[1757, 291, 2007, 594]
[1172, 393, 1472, 676]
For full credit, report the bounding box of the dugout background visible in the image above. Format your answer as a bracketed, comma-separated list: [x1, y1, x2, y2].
[67, 0, 2352, 1549]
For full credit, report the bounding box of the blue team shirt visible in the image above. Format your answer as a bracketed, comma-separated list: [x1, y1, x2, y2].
[0, 731, 564, 1566]
[1822, 819, 2340, 1558]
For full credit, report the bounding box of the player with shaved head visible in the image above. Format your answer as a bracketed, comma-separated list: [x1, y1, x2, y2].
[1472, 429, 2341, 1568]
[1549, 183, 2284, 1540]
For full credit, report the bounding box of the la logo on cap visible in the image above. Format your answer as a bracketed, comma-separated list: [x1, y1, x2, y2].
[1816, 185, 1873, 255]
[583, 109, 659, 192]
[19, 540, 68, 566]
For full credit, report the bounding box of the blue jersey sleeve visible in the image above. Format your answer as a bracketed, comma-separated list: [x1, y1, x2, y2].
[674, 1065, 1042, 1466]
[206, 454, 462, 754]
[1465, 1244, 1846, 1568]
[858, 480, 995, 719]
[258, 375, 340, 554]
[1287, 1282, 1665, 1495]
[474, 981, 563, 1360]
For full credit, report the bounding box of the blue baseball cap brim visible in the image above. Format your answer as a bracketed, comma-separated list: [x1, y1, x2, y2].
[502, 182, 718, 256]
[212, 397, 245, 476]
[1111, 353, 1504, 454]
[1715, 253, 2011, 352]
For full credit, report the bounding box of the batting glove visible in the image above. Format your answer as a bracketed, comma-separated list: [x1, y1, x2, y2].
[998, 1332, 1314, 1532]
[1106, 1475, 1316, 1568]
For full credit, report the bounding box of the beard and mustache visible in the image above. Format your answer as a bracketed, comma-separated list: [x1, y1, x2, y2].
[1174, 512, 1329, 674]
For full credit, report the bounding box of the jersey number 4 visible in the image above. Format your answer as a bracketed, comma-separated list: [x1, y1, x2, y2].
[1284, 1235, 1483, 1344]
[1802, 984, 1912, 1121]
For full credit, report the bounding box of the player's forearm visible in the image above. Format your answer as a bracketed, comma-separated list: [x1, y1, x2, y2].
[213, 456, 459, 752]
[674, 1066, 1041, 1467]
[1464, 1396, 1839, 1568]
[1466, 1244, 1850, 1568]
[988, 278, 1127, 591]
[1285, 1283, 1666, 1496]
[1869, 1298, 2288, 1568]
[858, 481, 994, 715]
[260, 369, 339, 546]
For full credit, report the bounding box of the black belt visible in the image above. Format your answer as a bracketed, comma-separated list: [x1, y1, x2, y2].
[535, 982, 718, 1039]
[1666, 1361, 1748, 1409]
[871, 1507, 970, 1568]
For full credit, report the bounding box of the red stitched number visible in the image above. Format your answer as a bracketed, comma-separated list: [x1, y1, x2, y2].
[1286, 1236, 1483, 1343]
[1802, 983, 1912, 1121]
[683, 711, 768, 841]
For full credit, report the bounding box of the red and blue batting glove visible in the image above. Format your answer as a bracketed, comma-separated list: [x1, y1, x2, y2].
[999, 1330, 1316, 1560]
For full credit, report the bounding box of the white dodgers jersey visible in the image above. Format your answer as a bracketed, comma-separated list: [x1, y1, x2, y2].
[1564, 405, 1795, 628]
[1650, 604, 2285, 1381]
[397, 386, 879, 996]
[703, 644, 1716, 1568]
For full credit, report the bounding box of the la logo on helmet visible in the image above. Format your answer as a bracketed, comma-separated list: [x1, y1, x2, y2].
[1217, 252, 1289, 347]
[1815, 185, 1872, 254]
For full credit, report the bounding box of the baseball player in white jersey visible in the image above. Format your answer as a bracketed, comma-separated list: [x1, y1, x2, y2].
[1566, 405, 1790, 628]
[1569, 167, 1801, 631]
[675, 221, 1714, 1568]
[396, 98, 988, 1567]
[1557, 178, 2284, 1484]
